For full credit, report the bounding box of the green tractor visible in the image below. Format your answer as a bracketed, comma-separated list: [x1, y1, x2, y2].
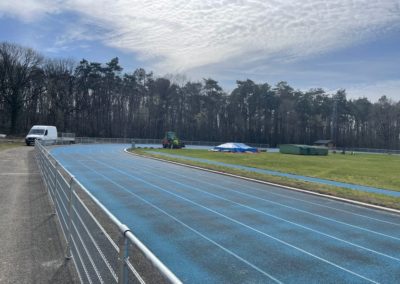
[162, 131, 185, 149]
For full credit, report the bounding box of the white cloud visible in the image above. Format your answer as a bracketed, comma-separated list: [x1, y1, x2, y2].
[1, 0, 400, 75]
[63, 0, 400, 73]
[0, 0, 62, 22]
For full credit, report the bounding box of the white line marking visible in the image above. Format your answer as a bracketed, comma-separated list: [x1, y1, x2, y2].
[85, 157, 379, 283]
[125, 162, 400, 262]
[53, 146, 397, 281]
[121, 151, 400, 241]
[120, 150, 400, 227]
[127, 150, 400, 215]
[179, 167, 400, 225]
[77, 161, 282, 284]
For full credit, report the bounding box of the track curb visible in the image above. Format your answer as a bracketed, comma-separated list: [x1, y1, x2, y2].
[124, 149, 400, 215]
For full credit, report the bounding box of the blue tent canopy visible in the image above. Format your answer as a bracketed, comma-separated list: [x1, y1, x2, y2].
[212, 142, 258, 153]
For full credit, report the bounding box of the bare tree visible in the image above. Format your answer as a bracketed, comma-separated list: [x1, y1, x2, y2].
[0, 42, 43, 134]
[1, 41, 399, 149]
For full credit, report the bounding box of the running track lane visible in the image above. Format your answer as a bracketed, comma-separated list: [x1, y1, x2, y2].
[51, 144, 400, 283]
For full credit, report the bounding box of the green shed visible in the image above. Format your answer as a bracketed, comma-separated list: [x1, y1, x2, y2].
[279, 144, 328, 156]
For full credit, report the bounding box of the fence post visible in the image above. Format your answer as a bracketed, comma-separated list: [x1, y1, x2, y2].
[52, 161, 59, 198]
[65, 176, 75, 260]
[118, 229, 130, 284]
[49, 161, 59, 212]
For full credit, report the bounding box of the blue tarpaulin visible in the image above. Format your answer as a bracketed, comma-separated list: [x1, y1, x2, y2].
[212, 142, 258, 153]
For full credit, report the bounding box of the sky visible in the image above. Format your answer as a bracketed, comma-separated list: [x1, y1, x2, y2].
[0, 0, 399, 102]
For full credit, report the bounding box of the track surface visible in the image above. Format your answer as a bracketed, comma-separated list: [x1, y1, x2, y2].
[51, 144, 400, 283]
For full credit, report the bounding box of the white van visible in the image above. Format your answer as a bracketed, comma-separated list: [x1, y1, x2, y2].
[25, 125, 58, 146]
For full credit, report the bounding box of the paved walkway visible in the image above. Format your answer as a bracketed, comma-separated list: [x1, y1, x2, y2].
[0, 146, 78, 284]
[147, 151, 400, 197]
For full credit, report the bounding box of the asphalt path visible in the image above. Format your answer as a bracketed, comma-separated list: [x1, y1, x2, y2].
[0, 146, 78, 284]
[51, 144, 400, 283]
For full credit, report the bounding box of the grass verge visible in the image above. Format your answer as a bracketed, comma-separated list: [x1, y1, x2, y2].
[131, 148, 400, 211]
[0, 141, 24, 151]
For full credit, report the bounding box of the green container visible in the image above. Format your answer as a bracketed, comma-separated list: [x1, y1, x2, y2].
[279, 144, 328, 156]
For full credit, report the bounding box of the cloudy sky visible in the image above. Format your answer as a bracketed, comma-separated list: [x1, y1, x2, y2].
[1, 0, 399, 101]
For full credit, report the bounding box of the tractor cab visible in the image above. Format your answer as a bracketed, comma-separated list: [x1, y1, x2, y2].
[162, 131, 185, 149]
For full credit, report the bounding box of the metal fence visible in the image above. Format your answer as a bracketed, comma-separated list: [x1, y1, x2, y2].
[73, 137, 270, 149]
[35, 141, 182, 284]
[335, 147, 400, 155]
[75, 137, 136, 144]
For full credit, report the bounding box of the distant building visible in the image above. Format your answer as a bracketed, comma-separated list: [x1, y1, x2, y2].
[280, 144, 329, 156]
[314, 139, 334, 148]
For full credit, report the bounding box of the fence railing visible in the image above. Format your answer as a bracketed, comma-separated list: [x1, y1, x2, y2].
[335, 147, 400, 155]
[73, 137, 270, 149]
[35, 141, 182, 284]
[75, 137, 136, 144]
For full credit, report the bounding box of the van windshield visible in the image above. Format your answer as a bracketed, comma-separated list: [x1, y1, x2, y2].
[29, 129, 45, 135]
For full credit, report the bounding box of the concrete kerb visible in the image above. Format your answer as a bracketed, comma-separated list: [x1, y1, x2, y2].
[124, 148, 400, 215]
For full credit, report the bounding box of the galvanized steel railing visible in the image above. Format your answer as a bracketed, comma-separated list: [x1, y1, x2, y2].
[73, 137, 270, 149]
[35, 141, 182, 284]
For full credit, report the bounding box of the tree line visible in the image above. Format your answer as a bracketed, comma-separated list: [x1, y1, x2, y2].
[1, 42, 399, 149]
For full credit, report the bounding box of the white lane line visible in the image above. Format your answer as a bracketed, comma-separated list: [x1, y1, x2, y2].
[122, 149, 400, 226]
[53, 149, 399, 280]
[87, 158, 379, 283]
[107, 147, 400, 228]
[107, 151, 400, 242]
[173, 164, 400, 226]
[122, 162, 400, 262]
[129, 150, 400, 215]
[77, 161, 282, 284]
[121, 151, 400, 240]
[149, 163, 400, 241]
[162, 163, 400, 225]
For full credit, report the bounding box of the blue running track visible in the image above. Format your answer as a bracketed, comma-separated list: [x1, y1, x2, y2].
[51, 144, 400, 283]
